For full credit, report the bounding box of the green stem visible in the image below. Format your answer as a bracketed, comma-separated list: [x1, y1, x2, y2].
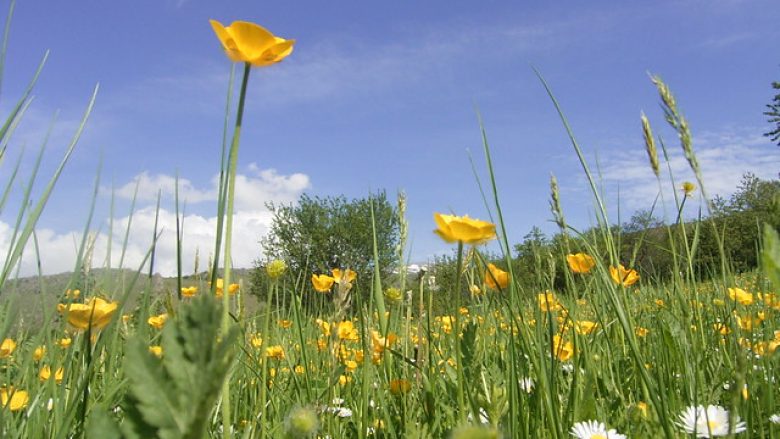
[452, 241, 467, 423]
[221, 61, 251, 439]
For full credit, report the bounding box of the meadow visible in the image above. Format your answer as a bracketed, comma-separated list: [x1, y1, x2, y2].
[1, 14, 779, 439]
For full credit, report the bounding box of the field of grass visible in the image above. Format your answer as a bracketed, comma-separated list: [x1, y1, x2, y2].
[1, 10, 780, 439]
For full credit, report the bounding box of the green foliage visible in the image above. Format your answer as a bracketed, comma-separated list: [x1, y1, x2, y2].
[764, 80, 780, 146]
[90, 294, 239, 439]
[762, 224, 780, 291]
[257, 192, 399, 310]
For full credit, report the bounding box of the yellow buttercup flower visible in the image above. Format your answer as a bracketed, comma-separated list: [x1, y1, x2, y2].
[552, 335, 573, 361]
[210, 20, 294, 67]
[574, 320, 599, 335]
[433, 213, 496, 245]
[337, 321, 359, 341]
[38, 365, 65, 384]
[58, 337, 72, 349]
[538, 291, 563, 312]
[147, 313, 169, 330]
[484, 263, 509, 290]
[332, 268, 357, 284]
[149, 346, 163, 358]
[212, 279, 239, 297]
[727, 287, 753, 305]
[57, 297, 118, 331]
[681, 181, 696, 196]
[181, 286, 198, 297]
[266, 345, 286, 360]
[0, 338, 16, 358]
[0, 387, 29, 411]
[311, 274, 335, 293]
[33, 346, 46, 361]
[609, 264, 640, 287]
[566, 253, 595, 274]
[389, 379, 412, 395]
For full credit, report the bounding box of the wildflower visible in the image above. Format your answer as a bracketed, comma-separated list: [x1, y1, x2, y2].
[266, 259, 287, 280]
[147, 313, 168, 330]
[0, 339, 16, 358]
[567, 253, 596, 274]
[384, 287, 403, 303]
[574, 320, 599, 335]
[278, 319, 293, 329]
[327, 406, 353, 418]
[519, 377, 534, 393]
[210, 20, 294, 67]
[250, 334, 263, 348]
[38, 365, 65, 383]
[770, 414, 780, 424]
[677, 405, 745, 437]
[33, 346, 46, 361]
[149, 346, 163, 358]
[332, 268, 357, 284]
[552, 335, 573, 361]
[484, 263, 509, 290]
[636, 401, 649, 419]
[180, 286, 198, 297]
[389, 379, 411, 395]
[570, 420, 627, 439]
[58, 337, 72, 348]
[0, 387, 29, 411]
[609, 264, 640, 287]
[337, 321, 359, 341]
[538, 291, 563, 312]
[65, 289, 80, 299]
[635, 327, 649, 337]
[266, 345, 285, 360]
[311, 274, 335, 293]
[213, 279, 239, 297]
[469, 284, 484, 297]
[57, 297, 118, 331]
[727, 287, 753, 305]
[681, 181, 697, 196]
[433, 213, 496, 245]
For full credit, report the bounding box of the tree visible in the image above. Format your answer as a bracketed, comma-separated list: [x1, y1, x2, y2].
[260, 191, 400, 282]
[765, 79, 780, 146]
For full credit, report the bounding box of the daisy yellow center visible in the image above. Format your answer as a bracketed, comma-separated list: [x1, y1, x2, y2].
[591, 435, 607, 439]
[707, 420, 720, 430]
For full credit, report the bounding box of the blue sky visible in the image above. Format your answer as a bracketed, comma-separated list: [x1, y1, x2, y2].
[2, 0, 779, 276]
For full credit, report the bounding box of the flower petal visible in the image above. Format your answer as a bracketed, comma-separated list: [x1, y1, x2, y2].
[227, 21, 278, 59]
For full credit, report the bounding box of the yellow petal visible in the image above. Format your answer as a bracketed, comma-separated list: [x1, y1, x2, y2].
[227, 21, 278, 60]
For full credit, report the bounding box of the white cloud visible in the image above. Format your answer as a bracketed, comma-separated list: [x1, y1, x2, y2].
[595, 128, 779, 219]
[109, 164, 310, 210]
[4, 167, 310, 277]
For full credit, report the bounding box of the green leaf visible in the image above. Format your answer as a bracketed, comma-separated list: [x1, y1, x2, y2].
[762, 224, 780, 291]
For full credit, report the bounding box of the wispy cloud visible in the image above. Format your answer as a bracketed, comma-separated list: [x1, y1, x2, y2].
[595, 127, 779, 218]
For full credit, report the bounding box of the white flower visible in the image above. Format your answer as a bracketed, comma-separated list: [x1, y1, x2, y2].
[570, 420, 626, 439]
[519, 377, 534, 393]
[677, 405, 746, 437]
[326, 406, 352, 418]
[331, 398, 344, 406]
[561, 363, 575, 373]
[770, 414, 780, 424]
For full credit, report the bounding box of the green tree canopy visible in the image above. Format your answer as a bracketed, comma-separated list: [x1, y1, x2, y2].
[260, 191, 400, 281]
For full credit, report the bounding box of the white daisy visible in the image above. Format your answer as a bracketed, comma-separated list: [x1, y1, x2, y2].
[770, 414, 780, 424]
[570, 420, 627, 439]
[677, 405, 746, 437]
[519, 377, 535, 393]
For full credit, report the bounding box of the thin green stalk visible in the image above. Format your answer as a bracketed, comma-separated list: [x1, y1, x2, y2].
[221, 61, 251, 439]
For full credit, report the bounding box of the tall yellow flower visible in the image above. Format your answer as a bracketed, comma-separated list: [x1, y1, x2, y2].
[484, 263, 509, 290]
[727, 287, 754, 305]
[538, 291, 563, 312]
[552, 335, 573, 361]
[0, 338, 16, 358]
[210, 20, 295, 67]
[433, 213, 496, 245]
[0, 387, 28, 411]
[180, 286, 198, 297]
[38, 365, 65, 384]
[57, 297, 118, 331]
[566, 253, 595, 274]
[147, 313, 169, 330]
[332, 268, 357, 284]
[681, 181, 696, 197]
[609, 265, 640, 287]
[212, 278, 239, 297]
[311, 274, 335, 293]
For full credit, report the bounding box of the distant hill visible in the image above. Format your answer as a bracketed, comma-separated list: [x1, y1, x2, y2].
[0, 268, 255, 331]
